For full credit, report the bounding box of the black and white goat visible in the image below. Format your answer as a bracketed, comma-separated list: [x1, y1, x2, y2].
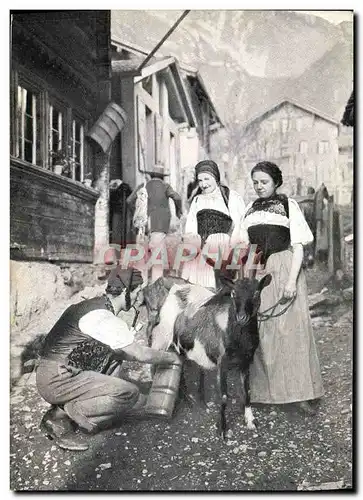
[150, 267, 272, 438]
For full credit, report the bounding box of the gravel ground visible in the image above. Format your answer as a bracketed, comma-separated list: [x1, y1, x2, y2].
[10, 291, 353, 492]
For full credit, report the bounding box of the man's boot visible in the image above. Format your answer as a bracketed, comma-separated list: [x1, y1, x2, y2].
[40, 406, 89, 451]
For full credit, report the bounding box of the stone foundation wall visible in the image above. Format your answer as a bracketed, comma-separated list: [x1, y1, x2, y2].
[10, 261, 105, 332]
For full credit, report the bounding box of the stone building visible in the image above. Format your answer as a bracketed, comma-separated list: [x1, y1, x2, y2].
[232, 98, 350, 202]
[337, 125, 354, 205]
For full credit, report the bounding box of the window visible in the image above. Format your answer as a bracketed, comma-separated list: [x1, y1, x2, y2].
[145, 106, 155, 168]
[16, 84, 41, 165]
[296, 118, 302, 131]
[271, 120, 278, 132]
[49, 103, 65, 165]
[281, 119, 289, 134]
[12, 69, 88, 182]
[70, 118, 84, 181]
[318, 141, 329, 154]
[299, 141, 308, 154]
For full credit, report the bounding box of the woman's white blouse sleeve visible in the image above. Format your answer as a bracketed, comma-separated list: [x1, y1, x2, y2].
[229, 191, 249, 245]
[241, 201, 253, 243]
[184, 197, 198, 234]
[288, 198, 314, 245]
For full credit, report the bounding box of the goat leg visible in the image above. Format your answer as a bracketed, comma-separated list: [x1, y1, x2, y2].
[146, 314, 159, 347]
[239, 370, 256, 430]
[146, 324, 153, 347]
[216, 355, 229, 439]
[178, 359, 197, 408]
[198, 369, 208, 408]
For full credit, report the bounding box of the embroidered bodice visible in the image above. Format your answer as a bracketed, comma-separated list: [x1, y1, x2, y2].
[244, 195, 314, 263]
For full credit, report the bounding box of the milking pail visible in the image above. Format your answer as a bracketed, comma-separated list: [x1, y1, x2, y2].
[145, 355, 183, 419]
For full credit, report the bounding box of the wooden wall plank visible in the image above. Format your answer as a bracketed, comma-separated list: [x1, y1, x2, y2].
[10, 163, 98, 262]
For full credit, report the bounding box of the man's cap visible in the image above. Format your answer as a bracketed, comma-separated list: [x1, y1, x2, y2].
[105, 267, 143, 296]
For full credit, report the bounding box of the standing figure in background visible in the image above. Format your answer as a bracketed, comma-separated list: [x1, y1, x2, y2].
[127, 173, 183, 283]
[314, 183, 330, 263]
[243, 161, 324, 415]
[181, 160, 247, 290]
[186, 179, 199, 208]
[299, 186, 316, 268]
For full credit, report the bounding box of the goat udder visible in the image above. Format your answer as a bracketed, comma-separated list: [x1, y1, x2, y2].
[187, 339, 216, 370]
[151, 286, 184, 351]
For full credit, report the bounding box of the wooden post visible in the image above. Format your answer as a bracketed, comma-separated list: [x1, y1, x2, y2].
[121, 78, 138, 187]
[339, 210, 346, 270]
[93, 78, 112, 264]
[327, 195, 334, 273]
[160, 79, 169, 174]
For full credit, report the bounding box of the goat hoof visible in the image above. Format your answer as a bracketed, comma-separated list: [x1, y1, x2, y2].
[246, 420, 257, 431]
[217, 427, 228, 440]
[184, 393, 197, 408]
[217, 431, 226, 440]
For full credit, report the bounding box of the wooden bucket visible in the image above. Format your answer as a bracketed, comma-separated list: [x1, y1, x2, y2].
[87, 102, 127, 153]
[145, 360, 182, 419]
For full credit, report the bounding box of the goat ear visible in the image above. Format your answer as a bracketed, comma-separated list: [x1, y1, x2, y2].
[257, 273, 272, 291]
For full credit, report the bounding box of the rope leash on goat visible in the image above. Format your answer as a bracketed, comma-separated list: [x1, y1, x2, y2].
[257, 296, 296, 326]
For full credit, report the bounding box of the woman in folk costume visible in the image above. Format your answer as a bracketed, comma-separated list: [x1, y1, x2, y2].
[243, 161, 324, 414]
[181, 160, 247, 290]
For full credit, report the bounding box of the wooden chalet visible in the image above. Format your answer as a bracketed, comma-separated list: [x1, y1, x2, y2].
[108, 44, 223, 243]
[10, 11, 112, 263]
[341, 90, 354, 127]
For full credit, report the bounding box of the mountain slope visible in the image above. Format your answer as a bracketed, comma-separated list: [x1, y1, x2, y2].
[111, 10, 353, 124]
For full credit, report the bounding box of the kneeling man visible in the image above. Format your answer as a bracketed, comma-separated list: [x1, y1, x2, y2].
[36, 268, 179, 451]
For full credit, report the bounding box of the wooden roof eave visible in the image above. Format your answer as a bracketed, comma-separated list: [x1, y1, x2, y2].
[12, 19, 99, 92]
[112, 57, 196, 127]
[112, 54, 173, 78]
[133, 56, 176, 82]
[164, 67, 195, 127]
[169, 61, 197, 128]
[341, 91, 354, 127]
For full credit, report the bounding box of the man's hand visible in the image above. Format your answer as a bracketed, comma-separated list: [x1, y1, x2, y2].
[115, 342, 181, 366]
